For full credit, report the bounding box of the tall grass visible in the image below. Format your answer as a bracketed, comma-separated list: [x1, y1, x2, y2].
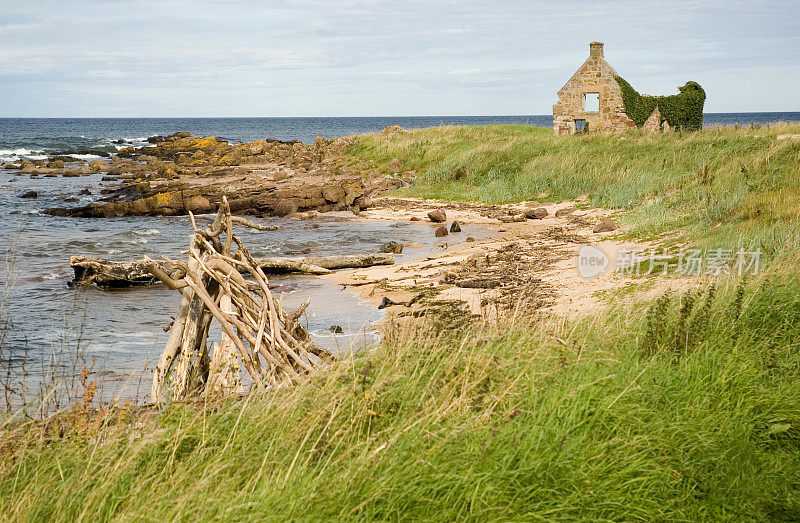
[2, 277, 799, 520]
[346, 124, 800, 254]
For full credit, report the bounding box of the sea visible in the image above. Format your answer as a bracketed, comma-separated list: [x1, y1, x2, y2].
[1, 113, 798, 408]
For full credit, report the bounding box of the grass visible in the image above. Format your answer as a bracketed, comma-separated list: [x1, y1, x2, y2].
[1, 276, 799, 520]
[346, 123, 800, 256]
[3, 124, 800, 520]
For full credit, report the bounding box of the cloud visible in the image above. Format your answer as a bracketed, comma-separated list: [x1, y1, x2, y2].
[0, 0, 798, 115]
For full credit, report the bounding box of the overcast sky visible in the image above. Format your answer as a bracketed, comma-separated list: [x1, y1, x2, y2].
[0, 1, 797, 117]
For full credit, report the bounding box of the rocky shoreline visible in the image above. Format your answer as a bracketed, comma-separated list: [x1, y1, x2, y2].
[2, 131, 412, 218]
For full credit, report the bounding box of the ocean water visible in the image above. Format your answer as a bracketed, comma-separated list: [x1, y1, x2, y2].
[0, 170, 495, 406]
[1, 114, 798, 407]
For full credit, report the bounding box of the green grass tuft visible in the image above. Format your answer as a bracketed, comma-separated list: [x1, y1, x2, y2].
[2, 278, 799, 520]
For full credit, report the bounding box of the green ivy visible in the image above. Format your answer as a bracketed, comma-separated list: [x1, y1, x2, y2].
[615, 77, 706, 131]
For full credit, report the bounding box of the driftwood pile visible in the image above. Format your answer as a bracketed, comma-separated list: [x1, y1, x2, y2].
[148, 198, 333, 403]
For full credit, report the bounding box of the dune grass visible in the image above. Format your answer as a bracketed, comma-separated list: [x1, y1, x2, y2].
[2, 276, 799, 520]
[2, 125, 800, 520]
[346, 123, 800, 255]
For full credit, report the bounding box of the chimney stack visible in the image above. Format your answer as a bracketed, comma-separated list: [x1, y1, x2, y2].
[589, 41, 604, 59]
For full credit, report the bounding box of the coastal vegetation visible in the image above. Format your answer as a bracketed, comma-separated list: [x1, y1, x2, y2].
[614, 78, 706, 131]
[2, 276, 799, 520]
[2, 123, 800, 520]
[347, 123, 800, 261]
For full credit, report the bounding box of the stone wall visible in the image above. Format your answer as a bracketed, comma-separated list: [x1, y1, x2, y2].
[643, 106, 662, 133]
[552, 42, 637, 136]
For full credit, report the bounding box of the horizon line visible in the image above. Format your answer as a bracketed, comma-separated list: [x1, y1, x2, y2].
[2, 112, 800, 120]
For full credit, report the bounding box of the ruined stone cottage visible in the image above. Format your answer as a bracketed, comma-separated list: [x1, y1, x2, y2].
[553, 42, 705, 135]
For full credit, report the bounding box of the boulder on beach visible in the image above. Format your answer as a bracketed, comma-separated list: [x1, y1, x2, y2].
[555, 207, 576, 217]
[2, 163, 19, 170]
[435, 226, 449, 237]
[525, 207, 549, 220]
[593, 219, 617, 233]
[381, 241, 404, 254]
[449, 221, 461, 233]
[428, 209, 447, 223]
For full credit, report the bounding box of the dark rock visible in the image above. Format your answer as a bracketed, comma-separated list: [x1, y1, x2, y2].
[466, 236, 475, 242]
[19, 190, 38, 199]
[427, 209, 447, 223]
[525, 207, 549, 220]
[51, 156, 82, 163]
[64, 196, 79, 202]
[329, 325, 344, 334]
[273, 199, 298, 217]
[435, 226, 449, 237]
[381, 241, 404, 254]
[378, 297, 401, 309]
[593, 219, 617, 233]
[79, 188, 91, 195]
[146, 135, 167, 144]
[410, 216, 421, 221]
[449, 221, 461, 233]
[555, 207, 576, 217]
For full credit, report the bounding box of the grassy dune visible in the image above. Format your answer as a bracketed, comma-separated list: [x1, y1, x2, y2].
[2, 278, 800, 520]
[348, 124, 800, 256]
[2, 126, 800, 520]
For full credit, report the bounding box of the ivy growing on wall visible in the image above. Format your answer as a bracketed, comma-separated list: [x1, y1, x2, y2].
[614, 77, 706, 131]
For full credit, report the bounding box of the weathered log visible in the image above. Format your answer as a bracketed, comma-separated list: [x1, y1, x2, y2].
[69, 253, 395, 286]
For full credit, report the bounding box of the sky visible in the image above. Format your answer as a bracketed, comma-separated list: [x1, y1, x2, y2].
[0, 0, 798, 117]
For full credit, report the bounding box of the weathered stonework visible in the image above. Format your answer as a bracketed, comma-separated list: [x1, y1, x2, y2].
[553, 42, 638, 136]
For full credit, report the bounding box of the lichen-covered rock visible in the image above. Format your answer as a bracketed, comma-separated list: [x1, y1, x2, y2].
[322, 184, 346, 203]
[89, 160, 108, 172]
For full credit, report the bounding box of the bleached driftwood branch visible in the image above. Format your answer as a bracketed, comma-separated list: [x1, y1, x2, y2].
[149, 199, 334, 404]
